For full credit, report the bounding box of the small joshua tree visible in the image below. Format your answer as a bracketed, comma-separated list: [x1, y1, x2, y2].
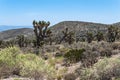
[16, 35, 28, 47]
[59, 28, 75, 44]
[86, 32, 94, 43]
[65, 31, 75, 44]
[107, 25, 119, 42]
[33, 20, 52, 47]
[96, 31, 104, 42]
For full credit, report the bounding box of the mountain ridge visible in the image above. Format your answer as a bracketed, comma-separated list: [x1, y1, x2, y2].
[0, 21, 120, 40]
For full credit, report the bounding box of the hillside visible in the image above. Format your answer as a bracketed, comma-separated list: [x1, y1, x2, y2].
[0, 21, 120, 40]
[0, 28, 34, 40]
[50, 21, 110, 38]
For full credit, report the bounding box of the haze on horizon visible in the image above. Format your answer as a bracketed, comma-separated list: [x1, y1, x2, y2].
[0, 0, 120, 26]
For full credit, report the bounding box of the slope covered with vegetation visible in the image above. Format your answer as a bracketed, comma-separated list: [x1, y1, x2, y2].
[1, 20, 120, 80]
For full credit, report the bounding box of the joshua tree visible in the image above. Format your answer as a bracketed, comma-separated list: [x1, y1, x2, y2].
[59, 28, 75, 44]
[107, 25, 119, 42]
[96, 31, 104, 42]
[86, 32, 94, 43]
[33, 20, 51, 47]
[16, 35, 29, 47]
[65, 32, 75, 44]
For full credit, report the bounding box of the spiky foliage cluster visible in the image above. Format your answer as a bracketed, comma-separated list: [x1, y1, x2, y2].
[0, 40, 16, 48]
[86, 32, 94, 43]
[5, 40, 16, 47]
[107, 25, 120, 42]
[96, 31, 104, 42]
[33, 20, 52, 47]
[59, 28, 75, 44]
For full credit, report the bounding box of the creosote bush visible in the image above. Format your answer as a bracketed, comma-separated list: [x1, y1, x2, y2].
[64, 48, 85, 63]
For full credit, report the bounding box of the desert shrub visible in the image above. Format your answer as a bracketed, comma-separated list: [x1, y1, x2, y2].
[86, 32, 94, 43]
[81, 51, 100, 67]
[64, 73, 76, 80]
[76, 57, 120, 80]
[0, 47, 20, 78]
[56, 67, 68, 80]
[96, 31, 104, 42]
[0, 47, 56, 79]
[64, 49, 85, 63]
[100, 48, 113, 57]
[111, 50, 120, 55]
[111, 42, 120, 50]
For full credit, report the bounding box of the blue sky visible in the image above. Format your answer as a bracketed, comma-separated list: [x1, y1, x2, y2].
[0, 0, 120, 26]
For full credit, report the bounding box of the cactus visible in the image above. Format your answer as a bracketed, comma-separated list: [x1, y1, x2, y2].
[107, 26, 119, 42]
[33, 20, 51, 47]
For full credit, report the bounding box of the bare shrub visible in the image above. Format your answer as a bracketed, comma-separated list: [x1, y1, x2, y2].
[64, 73, 76, 80]
[81, 51, 100, 67]
[76, 57, 120, 80]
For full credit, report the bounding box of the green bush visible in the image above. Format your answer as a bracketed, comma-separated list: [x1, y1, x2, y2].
[64, 48, 85, 63]
[0, 47, 56, 79]
[0, 47, 20, 78]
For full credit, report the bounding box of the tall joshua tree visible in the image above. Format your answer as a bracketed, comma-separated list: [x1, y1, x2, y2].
[33, 20, 51, 47]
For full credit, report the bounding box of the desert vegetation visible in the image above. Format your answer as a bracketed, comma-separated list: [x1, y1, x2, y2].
[1, 21, 120, 80]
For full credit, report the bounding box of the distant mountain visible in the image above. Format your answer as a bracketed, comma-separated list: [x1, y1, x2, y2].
[0, 21, 120, 40]
[113, 22, 120, 27]
[0, 28, 34, 40]
[0, 25, 32, 31]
